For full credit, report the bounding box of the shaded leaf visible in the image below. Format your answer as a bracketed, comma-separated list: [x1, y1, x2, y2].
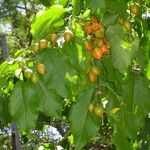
[38, 48, 69, 98]
[0, 94, 12, 124]
[36, 81, 63, 119]
[69, 84, 100, 150]
[9, 81, 39, 131]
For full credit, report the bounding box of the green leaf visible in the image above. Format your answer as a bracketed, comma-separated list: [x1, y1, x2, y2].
[110, 115, 132, 150]
[69, 84, 100, 150]
[122, 74, 150, 138]
[31, 5, 67, 40]
[86, 0, 106, 14]
[9, 81, 39, 131]
[123, 112, 141, 139]
[122, 75, 150, 117]
[37, 48, 69, 98]
[0, 94, 12, 124]
[106, 0, 128, 17]
[36, 81, 63, 119]
[106, 25, 132, 73]
[72, 0, 82, 15]
[57, 0, 69, 7]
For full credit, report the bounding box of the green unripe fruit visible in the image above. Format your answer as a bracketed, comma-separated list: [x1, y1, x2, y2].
[31, 73, 39, 84]
[24, 69, 33, 79]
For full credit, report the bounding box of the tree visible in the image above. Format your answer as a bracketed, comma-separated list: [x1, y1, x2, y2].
[0, 0, 150, 149]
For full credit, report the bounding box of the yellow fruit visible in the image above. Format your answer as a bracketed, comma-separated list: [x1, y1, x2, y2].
[49, 33, 58, 43]
[36, 63, 47, 75]
[130, 4, 140, 15]
[88, 103, 94, 113]
[64, 31, 73, 43]
[88, 71, 97, 82]
[39, 39, 48, 49]
[94, 105, 104, 118]
[91, 66, 100, 75]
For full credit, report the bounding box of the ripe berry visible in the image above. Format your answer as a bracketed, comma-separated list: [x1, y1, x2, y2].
[101, 46, 109, 55]
[92, 17, 99, 24]
[85, 26, 92, 34]
[91, 23, 99, 32]
[93, 47, 102, 59]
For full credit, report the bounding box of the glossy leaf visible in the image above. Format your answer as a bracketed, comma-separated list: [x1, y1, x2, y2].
[31, 5, 67, 40]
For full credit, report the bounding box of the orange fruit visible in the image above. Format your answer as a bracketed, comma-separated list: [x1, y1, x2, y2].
[92, 17, 99, 24]
[85, 42, 92, 51]
[93, 47, 102, 59]
[91, 23, 99, 32]
[85, 26, 92, 34]
[88, 71, 97, 82]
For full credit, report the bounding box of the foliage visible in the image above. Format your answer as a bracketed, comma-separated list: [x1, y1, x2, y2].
[0, 0, 150, 149]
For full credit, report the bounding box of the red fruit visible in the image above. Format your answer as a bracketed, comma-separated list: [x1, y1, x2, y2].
[93, 47, 102, 59]
[92, 17, 99, 24]
[88, 71, 97, 82]
[91, 23, 99, 32]
[85, 26, 92, 34]
[101, 46, 110, 55]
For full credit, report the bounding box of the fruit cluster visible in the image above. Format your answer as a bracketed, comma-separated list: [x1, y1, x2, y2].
[117, 3, 140, 31]
[88, 66, 100, 83]
[24, 63, 47, 84]
[88, 103, 104, 119]
[84, 17, 110, 60]
[38, 30, 73, 50]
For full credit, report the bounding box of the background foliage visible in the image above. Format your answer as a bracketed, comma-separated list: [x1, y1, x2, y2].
[0, 0, 150, 149]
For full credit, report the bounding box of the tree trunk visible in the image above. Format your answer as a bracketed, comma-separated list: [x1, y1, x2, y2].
[1, 34, 21, 150]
